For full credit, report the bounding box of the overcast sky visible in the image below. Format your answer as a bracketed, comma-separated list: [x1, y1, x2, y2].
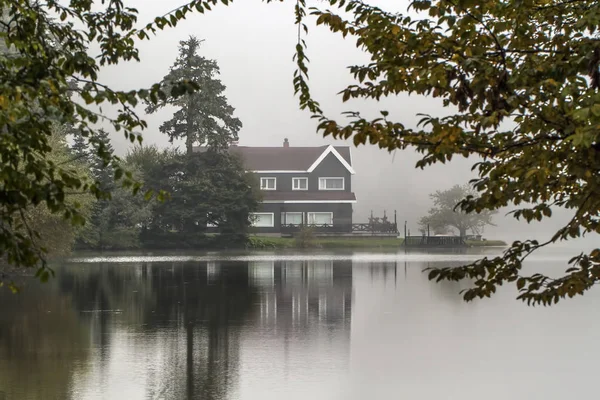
[93, 0, 596, 248]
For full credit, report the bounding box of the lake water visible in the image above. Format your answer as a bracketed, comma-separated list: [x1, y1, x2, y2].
[0, 249, 598, 400]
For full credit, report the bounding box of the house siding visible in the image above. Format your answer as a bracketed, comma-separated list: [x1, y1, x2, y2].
[250, 150, 355, 234]
[309, 153, 352, 192]
[254, 153, 352, 192]
[203, 146, 357, 235]
[250, 203, 353, 234]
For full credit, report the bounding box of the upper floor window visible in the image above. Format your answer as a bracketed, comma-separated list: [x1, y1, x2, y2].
[260, 177, 276, 190]
[318, 177, 344, 190]
[292, 177, 308, 190]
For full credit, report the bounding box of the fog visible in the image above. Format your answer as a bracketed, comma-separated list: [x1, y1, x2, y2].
[94, 0, 596, 249]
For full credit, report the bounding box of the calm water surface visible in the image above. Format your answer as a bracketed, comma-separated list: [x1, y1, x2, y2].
[0, 249, 598, 399]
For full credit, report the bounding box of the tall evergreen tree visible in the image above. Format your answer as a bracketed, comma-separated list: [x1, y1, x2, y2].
[70, 133, 89, 163]
[90, 129, 115, 192]
[84, 129, 116, 250]
[145, 36, 242, 154]
[66, 80, 91, 164]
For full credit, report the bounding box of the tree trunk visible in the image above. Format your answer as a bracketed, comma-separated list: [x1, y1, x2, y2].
[186, 135, 193, 155]
[459, 227, 467, 238]
[185, 98, 194, 155]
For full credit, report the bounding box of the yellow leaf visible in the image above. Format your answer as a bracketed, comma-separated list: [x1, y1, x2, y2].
[391, 25, 400, 35]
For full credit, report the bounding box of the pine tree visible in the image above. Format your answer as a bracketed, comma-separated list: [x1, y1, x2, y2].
[90, 129, 115, 192]
[66, 80, 91, 164]
[85, 129, 116, 250]
[70, 133, 89, 162]
[146, 36, 242, 154]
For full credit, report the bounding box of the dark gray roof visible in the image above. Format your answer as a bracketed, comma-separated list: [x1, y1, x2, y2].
[229, 145, 352, 171]
[261, 191, 356, 202]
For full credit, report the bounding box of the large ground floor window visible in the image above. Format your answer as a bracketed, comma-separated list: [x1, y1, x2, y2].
[250, 212, 274, 227]
[281, 212, 303, 225]
[307, 212, 333, 226]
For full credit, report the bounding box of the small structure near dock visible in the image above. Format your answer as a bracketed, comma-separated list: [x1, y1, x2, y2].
[401, 221, 468, 248]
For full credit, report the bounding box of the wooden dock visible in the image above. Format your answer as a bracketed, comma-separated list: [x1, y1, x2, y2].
[403, 235, 467, 248]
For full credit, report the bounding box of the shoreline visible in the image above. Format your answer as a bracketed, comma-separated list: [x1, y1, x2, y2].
[68, 236, 508, 254]
[247, 236, 507, 250]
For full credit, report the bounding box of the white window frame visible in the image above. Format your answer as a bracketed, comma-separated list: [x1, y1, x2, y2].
[250, 212, 275, 227]
[260, 177, 277, 190]
[307, 212, 333, 226]
[206, 213, 217, 228]
[318, 177, 345, 191]
[249, 261, 275, 287]
[207, 261, 219, 284]
[292, 177, 308, 191]
[281, 212, 303, 225]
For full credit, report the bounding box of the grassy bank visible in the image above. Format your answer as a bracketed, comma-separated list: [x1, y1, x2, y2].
[247, 236, 403, 249]
[247, 236, 507, 249]
[465, 240, 507, 247]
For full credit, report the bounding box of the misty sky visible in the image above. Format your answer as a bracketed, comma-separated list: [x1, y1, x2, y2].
[93, 0, 596, 248]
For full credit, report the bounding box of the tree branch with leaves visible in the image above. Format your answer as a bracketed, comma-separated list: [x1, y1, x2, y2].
[0, 0, 231, 287]
[263, 0, 600, 305]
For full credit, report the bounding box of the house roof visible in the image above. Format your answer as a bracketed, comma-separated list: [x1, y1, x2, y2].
[226, 144, 355, 174]
[261, 191, 357, 203]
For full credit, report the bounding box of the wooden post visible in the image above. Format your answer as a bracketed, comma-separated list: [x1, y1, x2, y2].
[404, 220, 407, 239]
[394, 210, 397, 233]
[427, 223, 430, 237]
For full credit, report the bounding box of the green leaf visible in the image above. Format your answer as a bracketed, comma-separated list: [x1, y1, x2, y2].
[144, 189, 153, 201]
[428, 269, 440, 280]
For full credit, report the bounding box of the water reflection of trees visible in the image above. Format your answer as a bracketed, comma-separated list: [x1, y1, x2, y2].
[0, 281, 91, 400]
[59, 261, 256, 400]
[0, 258, 355, 400]
[143, 261, 256, 400]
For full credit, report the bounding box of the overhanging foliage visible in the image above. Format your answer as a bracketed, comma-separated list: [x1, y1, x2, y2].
[281, 0, 600, 305]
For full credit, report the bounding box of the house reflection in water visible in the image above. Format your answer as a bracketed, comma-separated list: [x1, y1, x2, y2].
[248, 259, 352, 332]
[238, 259, 353, 394]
